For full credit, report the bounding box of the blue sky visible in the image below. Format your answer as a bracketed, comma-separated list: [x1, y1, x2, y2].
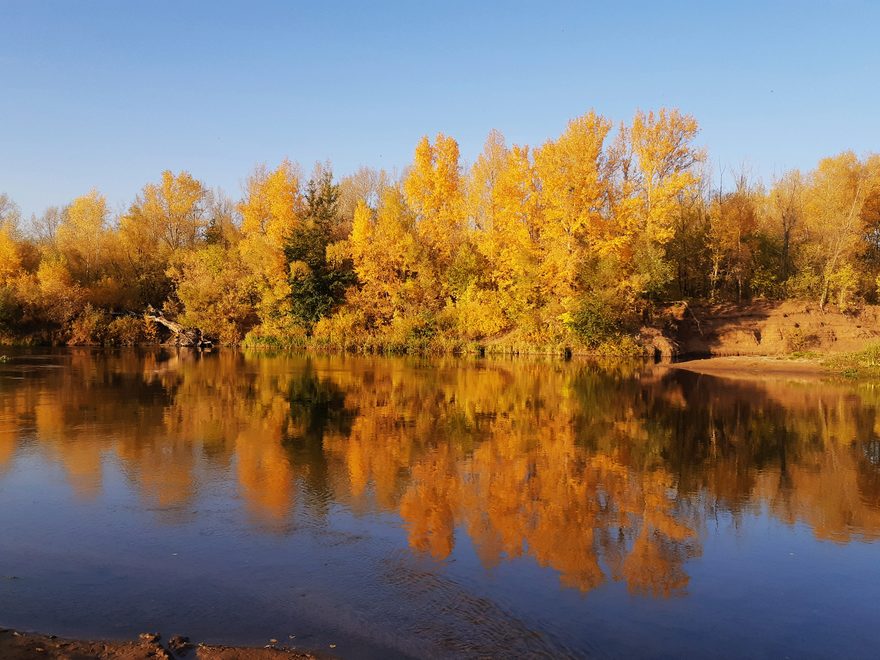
[2, 0, 878, 219]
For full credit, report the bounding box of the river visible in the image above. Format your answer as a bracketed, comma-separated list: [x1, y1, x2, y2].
[0, 349, 878, 658]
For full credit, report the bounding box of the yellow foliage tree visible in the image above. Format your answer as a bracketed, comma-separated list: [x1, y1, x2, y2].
[122, 170, 208, 252]
[237, 161, 304, 339]
[56, 189, 109, 283]
[169, 244, 256, 343]
[707, 175, 759, 301]
[239, 160, 303, 245]
[628, 109, 703, 248]
[466, 129, 508, 233]
[803, 152, 873, 308]
[608, 109, 703, 301]
[404, 134, 465, 274]
[533, 111, 613, 317]
[470, 143, 542, 331]
[0, 220, 21, 286]
[347, 189, 423, 328]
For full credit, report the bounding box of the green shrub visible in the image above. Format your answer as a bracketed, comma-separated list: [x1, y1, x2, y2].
[785, 271, 821, 300]
[826, 342, 880, 378]
[242, 323, 308, 351]
[566, 296, 622, 348]
[751, 266, 784, 299]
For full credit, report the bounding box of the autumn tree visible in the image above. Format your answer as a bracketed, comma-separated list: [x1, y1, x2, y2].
[707, 173, 760, 301]
[404, 134, 465, 281]
[465, 141, 542, 337]
[56, 190, 110, 284]
[466, 129, 508, 233]
[169, 244, 256, 343]
[0, 194, 20, 227]
[123, 170, 208, 252]
[30, 206, 63, 246]
[0, 227, 22, 292]
[204, 189, 241, 247]
[346, 188, 423, 328]
[803, 152, 873, 309]
[621, 109, 703, 299]
[237, 161, 304, 341]
[0, 196, 23, 297]
[664, 175, 711, 299]
[533, 111, 613, 319]
[119, 171, 209, 308]
[766, 170, 805, 283]
[0, 196, 28, 331]
[338, 167, 387, 230]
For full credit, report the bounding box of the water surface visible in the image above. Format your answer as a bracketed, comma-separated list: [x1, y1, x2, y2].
[0, 350, 879, 658]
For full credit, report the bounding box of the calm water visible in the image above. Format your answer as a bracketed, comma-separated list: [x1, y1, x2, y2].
[1, 350, 879, 658]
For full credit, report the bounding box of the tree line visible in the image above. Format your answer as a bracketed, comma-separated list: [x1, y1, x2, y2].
[1, 108, 878, 352]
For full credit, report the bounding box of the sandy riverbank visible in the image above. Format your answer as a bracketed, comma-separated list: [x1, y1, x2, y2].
[669, 355, 830, 379]
[0, 628, 324, 660]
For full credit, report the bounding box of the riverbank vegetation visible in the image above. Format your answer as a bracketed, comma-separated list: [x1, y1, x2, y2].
[1, 108, 879, 353]
[825, 342, 880, 378]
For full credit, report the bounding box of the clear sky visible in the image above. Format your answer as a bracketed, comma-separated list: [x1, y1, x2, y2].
[2, 0, 878, 219]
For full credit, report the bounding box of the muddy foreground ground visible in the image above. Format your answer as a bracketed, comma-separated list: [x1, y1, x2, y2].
[0, 628, 326, 660]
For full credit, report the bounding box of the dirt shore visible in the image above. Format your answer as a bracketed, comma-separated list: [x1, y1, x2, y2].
[669, 355, 829, 380]
[650, 300, 880, 359]
[0, 628, 325, 660]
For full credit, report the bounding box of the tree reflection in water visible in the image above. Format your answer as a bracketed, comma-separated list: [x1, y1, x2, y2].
[1, 349, 879, 596]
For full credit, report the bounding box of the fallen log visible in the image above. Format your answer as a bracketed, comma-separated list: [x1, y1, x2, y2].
[144, 307, 212, 347]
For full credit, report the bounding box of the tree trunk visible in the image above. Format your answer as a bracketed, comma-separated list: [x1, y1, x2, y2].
[144, 307, 210, 347]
